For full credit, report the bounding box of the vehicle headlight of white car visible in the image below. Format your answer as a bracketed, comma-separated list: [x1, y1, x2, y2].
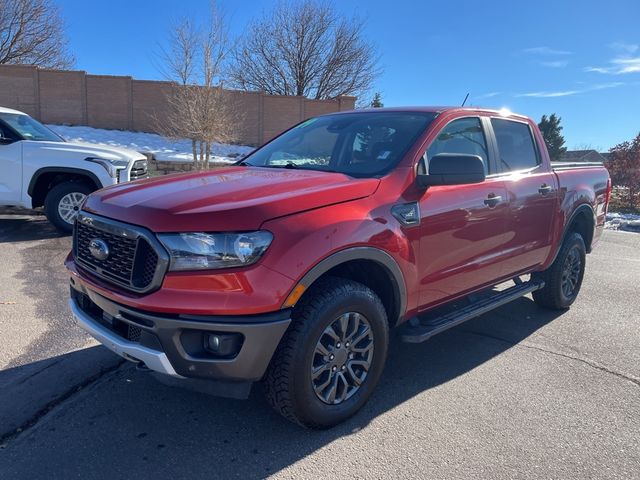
[85, 157, 129, 179]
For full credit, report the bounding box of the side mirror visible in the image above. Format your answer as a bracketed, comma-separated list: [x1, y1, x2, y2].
[417, 154, 485, 188]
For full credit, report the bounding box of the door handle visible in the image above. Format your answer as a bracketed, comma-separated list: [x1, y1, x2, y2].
[484, 193, 502, 208]
[538, 184, 553, 195]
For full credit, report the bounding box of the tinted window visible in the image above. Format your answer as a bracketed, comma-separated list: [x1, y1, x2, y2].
[426, 117, 489, 174]
[491, 118, 539, 171]
[0, 122, 12, 140]
[243, 112, 437, 177]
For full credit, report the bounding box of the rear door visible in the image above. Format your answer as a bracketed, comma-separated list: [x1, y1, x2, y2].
[489, 117, 558, 275]
[0, 121, 23, 204]
[418, 116, 510, 308]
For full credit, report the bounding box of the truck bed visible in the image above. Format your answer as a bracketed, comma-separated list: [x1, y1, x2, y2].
[551, 161, 604, 170]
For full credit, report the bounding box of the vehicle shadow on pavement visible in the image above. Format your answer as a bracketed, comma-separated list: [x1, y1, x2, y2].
[0, 346, 122, 439]
[0, 215, 67, 243]
[0, 298, 565, 479]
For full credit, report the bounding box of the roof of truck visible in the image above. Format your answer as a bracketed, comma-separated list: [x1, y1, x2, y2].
[0, 106, 26, 115]
[333, 106, 530, 120]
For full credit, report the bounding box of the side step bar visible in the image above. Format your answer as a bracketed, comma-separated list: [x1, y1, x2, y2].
[401, 279, 545, 343]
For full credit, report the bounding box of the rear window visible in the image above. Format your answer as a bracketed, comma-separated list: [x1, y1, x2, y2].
[491, 118, 539, 172]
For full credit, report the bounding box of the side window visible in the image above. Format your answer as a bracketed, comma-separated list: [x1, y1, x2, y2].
[426, 117, 489, 174]
[491, 118, 539, 172]
[0, 122, 14, 141]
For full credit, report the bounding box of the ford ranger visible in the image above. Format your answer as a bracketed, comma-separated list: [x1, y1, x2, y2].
[0, 106, 148, 232]
[66, 107, 611, 428]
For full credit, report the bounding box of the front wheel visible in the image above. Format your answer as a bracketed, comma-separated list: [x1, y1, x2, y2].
[532, 232, 586, 310]
[263, 277, 389, 429]
[44, 182, 93, 233]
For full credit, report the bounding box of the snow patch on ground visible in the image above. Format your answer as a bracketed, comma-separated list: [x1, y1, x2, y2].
[606, 212, 640, 233]
[47, 124, 253, 164]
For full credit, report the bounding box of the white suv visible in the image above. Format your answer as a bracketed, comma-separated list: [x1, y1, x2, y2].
[0, 106, 148, 232]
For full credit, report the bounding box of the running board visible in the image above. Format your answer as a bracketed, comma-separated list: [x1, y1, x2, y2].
[401, 279, 545, 343]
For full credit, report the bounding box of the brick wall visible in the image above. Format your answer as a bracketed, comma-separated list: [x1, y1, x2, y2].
[0, 65, 356, 145]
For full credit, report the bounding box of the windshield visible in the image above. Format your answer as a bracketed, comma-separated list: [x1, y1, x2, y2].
[242, 111, 437, 177]
[0, 112, 63, 142]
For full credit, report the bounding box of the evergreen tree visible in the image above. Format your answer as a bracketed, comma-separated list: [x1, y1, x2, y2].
[370, 92, 383, 108]
[538, 114, 567, 162]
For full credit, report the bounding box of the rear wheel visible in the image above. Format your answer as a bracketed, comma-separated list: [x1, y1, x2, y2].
[263, 277, 389, 429]
[532, 232, 586, 309]
[44, 181, 93, 233]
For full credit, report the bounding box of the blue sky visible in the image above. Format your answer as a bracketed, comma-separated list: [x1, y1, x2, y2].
[57, 0, 639, 150]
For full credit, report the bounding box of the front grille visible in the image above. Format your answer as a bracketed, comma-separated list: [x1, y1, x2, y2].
[76, 221, 137, 285]
[130, 159, 149, 180]
[73, 212, 168, 293]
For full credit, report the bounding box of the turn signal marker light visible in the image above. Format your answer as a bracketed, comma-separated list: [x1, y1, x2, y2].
[284, 284, 306, 307]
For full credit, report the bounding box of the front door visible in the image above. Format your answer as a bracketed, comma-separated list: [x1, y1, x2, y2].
[418, 117, 510, 309]
[0, 122, 22, 204]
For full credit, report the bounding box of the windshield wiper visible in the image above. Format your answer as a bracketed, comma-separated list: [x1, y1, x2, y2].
[260, 161, 301, 169]
[241, 161, 343, 173]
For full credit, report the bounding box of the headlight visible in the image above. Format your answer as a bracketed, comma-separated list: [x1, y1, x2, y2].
[86, 157, 128, 178]
[158, 231, 273, 271]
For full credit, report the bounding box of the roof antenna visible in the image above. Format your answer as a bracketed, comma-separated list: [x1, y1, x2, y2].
[461, 93, 469, 107]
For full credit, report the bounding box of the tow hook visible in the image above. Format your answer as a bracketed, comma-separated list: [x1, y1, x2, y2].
[135, 361, 151, 372]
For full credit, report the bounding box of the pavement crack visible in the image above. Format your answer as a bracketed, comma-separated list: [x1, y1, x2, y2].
[0, 359, 125, 446]
[463, 329, 640, 387]
[12, 358, 63, 387]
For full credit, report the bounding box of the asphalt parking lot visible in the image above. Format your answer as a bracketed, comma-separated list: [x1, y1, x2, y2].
[0, 212, 638, 479]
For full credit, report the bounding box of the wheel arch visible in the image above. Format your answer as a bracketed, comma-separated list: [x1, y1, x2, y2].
[285, 247, 407, 327]
[564, 203, 596, 252]
[547, 203, 596, 266]
[28, 167, 102, 208]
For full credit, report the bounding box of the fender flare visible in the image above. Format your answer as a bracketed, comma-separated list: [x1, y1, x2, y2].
[28, 167, 103, 198]
[548, 203, 596, 265]
[289, 246, 407, 323]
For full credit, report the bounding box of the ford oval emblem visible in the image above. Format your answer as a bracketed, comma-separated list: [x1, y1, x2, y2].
[88, 238, 110, 261]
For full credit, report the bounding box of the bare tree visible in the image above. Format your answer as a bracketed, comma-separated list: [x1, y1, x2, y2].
[229, 0, 380, 100]
[157, 19, 199, 86]
[156, 2, 238, 168]
[0, 0, 74, 68]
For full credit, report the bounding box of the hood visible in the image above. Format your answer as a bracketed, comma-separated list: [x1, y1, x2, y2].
[83, 166, 380, 232]
[23, 140, 146, 162]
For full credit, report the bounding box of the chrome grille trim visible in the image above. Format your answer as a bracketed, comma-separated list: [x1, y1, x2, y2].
[130, 159, 149, 180]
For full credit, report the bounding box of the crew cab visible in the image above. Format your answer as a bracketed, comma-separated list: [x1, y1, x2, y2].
[0, 106, 148, 231]
[66, 107, 611, 428]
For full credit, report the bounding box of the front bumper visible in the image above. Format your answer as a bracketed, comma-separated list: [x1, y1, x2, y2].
[69, 284, 291, 383]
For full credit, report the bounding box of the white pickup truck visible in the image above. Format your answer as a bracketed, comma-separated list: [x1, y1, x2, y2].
[0, 106, 148, 231]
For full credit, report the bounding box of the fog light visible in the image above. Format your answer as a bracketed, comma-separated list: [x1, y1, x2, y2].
[204, 332, 243, 358]
[208, 335, 221, 351]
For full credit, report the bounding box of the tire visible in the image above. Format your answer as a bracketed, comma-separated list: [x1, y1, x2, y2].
[263, 276, 389, 429]
[532, 232, 586, 310]
[44, 181, 93, 233]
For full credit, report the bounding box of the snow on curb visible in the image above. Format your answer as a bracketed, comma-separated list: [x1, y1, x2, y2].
[606, 212, 640, 233]
[47, 124, 254, 164]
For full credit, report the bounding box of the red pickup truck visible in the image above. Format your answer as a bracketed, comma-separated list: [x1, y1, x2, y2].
[66, 107, 611, 428]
